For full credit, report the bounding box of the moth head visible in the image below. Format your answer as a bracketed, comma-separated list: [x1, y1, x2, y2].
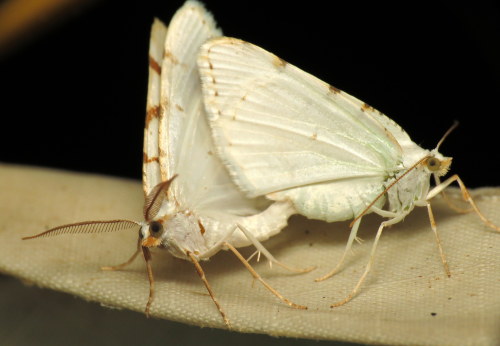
[140, 219, 167, 248]
[140, 175, 177, 249]
[424, 153, 452, 177]
[425, 121, 457, 177]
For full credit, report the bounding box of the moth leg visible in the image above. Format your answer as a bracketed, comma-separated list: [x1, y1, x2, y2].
[427, 174, 500, 232]
[198, 225, 242, 259]
[315, 217, 363, 282]
[142, 246, 155, 318]
[101, 238, 141, 271]
[434, 175, 473, 214]
[315, 206, 398, 282]
[439, 190, 473, 214]
[187, 252, 231, 328]
[424, 202, 451, 277]
[237, 223, 315, 273]
[246, 249, 261, 262]
[370, 206, 399, 218]
[224, 242, 307, 310]
[331, 214, 405, 308]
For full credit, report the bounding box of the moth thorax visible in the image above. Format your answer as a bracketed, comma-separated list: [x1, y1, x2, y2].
[161, 212, 210, 259]
[387, 165, 431, 213]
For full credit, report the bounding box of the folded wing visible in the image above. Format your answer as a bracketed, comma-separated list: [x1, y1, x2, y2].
[199, 38, 404, 221]
[158, 3, 271, 219]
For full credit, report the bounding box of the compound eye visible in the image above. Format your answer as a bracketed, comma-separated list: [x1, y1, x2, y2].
[426, 157, 441, 172]
[149, 221, 163, 236]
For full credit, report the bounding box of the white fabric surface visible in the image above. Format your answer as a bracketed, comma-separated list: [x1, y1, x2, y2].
[0, 164, 499, 345]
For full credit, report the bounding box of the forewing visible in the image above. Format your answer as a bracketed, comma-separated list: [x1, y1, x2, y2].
[199, 38, 403, 198]
[159, 2, 266, 216]
[143, 18, 167, 196]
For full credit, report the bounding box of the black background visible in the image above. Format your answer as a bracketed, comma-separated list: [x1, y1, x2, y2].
[1, 2, 499, 345]
[1, 0, 499, 187]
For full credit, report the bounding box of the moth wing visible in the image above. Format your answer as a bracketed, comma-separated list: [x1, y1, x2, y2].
[159, 2, 269, 218]
[199, 38, 403, 221]
[143, 19, 167, 196]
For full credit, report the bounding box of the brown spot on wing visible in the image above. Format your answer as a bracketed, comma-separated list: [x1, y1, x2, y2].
[146, 105, 160, 125]
[143, 152, 160, 164]
[382, 126, 400, 150]
[164, 49, 179, 64]
[361, 103, 374, 112]
[175, 104, 184, 112]
[149, 56, 161, 75]
[272, 55, 287, 68]
[311, 133, 318, 140]
[328, 85, 341, 94]
[198, 220, 206, 235]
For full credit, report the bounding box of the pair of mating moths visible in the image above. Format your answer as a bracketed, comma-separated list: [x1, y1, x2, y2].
[24, 1, 499, 328]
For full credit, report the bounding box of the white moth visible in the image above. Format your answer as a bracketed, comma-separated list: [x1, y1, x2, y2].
[23, 1, 311, 328]
[198, 37, 500, 307]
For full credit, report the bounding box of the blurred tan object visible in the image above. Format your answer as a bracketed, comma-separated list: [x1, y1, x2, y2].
[0, 0, 94, 56]
[0, 163, 499, 345]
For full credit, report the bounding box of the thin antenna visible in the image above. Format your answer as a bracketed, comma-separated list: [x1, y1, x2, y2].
[436, 121, 459, 151]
